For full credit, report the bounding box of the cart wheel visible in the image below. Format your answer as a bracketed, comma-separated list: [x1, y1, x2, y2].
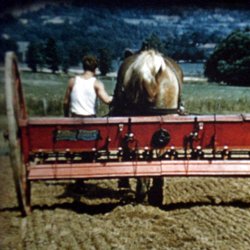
[5, 52, 31, 216]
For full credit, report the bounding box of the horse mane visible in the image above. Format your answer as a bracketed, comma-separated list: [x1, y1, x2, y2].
[123, 50, 167, 104]
[110, 49, 183, 116]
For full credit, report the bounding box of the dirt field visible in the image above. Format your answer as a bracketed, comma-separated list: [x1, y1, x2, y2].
[1, 147, 250, 250]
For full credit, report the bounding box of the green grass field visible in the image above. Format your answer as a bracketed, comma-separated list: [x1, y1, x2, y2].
[0, 70, 249, 117]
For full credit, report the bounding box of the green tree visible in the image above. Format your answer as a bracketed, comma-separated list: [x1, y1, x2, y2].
[205, 30, 250, 86]
[26, 42, 38, 72]
[144, 33, 166, 54]
[36, 43, 45, 70]
[98, 48, 112, 76]
[26, 42, 46, 72]
[45, 38, 60, 73]
[62, 39, 90, 67]
[61, 56, 70, 74]
[0, 38, 17, 62]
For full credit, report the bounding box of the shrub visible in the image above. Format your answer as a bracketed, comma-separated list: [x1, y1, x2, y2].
[204, 29, 250, 86]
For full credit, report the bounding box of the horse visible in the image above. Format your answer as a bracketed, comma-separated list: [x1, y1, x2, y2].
[110, 49, 183, 116]
[109, 49, 183, 203]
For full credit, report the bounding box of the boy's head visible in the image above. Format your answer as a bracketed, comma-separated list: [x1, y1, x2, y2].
[82, 55, 98, 72]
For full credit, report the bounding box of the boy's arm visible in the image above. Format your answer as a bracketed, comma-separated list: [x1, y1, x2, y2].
[95, 80, 113, 104]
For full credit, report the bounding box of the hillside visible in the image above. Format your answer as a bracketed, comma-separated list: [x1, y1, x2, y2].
[1, 3, 250, 63]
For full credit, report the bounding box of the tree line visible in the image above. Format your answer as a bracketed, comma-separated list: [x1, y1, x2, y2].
[0, 15, 250, 86]
[25, 37, 113, 75]
[205, 29, 250, 86]
[24, 31, 208, 75]
[20, 28, 250, 88]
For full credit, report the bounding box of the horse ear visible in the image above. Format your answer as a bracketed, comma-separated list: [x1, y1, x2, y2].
[124, 49, 134, 59]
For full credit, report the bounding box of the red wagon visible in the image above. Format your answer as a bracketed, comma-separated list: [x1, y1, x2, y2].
[4, 52, 250, 216]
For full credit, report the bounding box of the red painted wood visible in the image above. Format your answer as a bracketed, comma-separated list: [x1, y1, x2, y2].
[28, 160, 250, 180]
[20, 114, 250, 164]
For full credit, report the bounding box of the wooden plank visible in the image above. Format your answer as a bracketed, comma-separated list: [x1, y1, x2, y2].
[19, 113, 249, 126]
[28, 160, 250, 180]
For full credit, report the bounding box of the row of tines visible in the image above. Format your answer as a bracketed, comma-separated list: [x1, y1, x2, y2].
[30, 146, 250, 164]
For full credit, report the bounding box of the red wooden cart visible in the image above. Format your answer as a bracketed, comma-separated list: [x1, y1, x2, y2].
[4, 52, 250, 216]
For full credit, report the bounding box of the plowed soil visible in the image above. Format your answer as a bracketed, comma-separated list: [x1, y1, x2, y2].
[1, 150, 250, 250]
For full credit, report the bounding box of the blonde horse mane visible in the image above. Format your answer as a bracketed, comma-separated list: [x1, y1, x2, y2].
[123, 50, 167, 103]
[110, 49, 182, 115]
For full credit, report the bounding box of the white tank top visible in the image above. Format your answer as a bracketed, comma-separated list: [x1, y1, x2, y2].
[70, 76, 97, 116]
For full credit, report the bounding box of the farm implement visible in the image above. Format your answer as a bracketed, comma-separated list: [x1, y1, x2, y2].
[4, 52, 250, 216]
